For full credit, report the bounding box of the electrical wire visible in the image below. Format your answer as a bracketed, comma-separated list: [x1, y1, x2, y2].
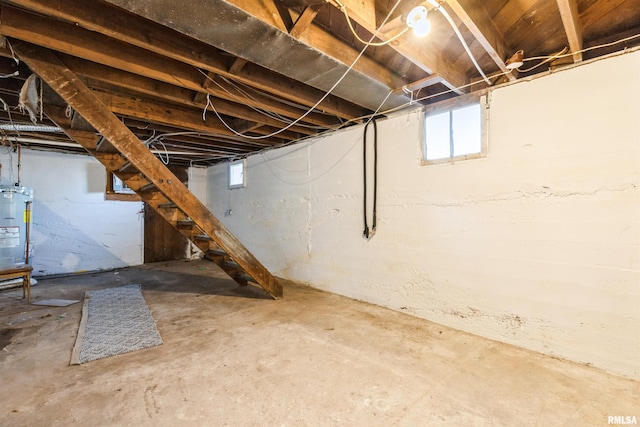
[516, 47, 569, 73]
[426, 0, 491, 85]
[217, 76, 334, 129]
[334, 0, 410, 47]
[521, 32, 640, 63]
[199, 0, 405, 141]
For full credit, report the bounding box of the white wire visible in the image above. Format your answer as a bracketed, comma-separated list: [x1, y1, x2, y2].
[5, 38, 19, 65]
[200, 0, 405, 141]
[336, 0, 410, 47]
[217, 75, 331, 129]
[516, 47, 569, 73]
[426, 0, 491, 85]
[522, 32, 640, 63]
[1, 71, 19, 79]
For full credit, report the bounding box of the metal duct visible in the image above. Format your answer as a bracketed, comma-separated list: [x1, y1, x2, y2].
[103, 0, 410, 111]
[0, 123, 64, 133]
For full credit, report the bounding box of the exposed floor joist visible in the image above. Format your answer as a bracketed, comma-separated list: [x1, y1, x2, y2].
[1, 0, 369, 121]
[556, 0, 583, 62]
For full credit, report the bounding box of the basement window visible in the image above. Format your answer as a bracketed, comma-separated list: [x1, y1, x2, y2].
[422, 99, 487, 164]
[105, 171, 140, 201]
[229, 159, 246, 189]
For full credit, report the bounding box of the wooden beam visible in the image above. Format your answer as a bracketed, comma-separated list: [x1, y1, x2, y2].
[61, 55, 317, 135]
[92, 92, 232, 135]
[332, 0, 376, 29]
[229, 0, 407, 90]
[290, 4, 324, 39]
[228, 58, 248, 75]
[0, 0, 368, 120]
[15, 41, 282, 299]
[0, 6, 341, 128]
[322, 0, 468, 92]
[556, 0, 583, 62]
[392, 74, 444, 95]
[273, 0, 294, 32]
[443, 0, 516, 81]
[93, 91, 302, 141]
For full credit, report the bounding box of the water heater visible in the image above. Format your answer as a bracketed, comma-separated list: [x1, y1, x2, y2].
[0, 186, 33, 268]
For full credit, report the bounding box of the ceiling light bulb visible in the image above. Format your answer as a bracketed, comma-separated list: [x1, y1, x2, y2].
[407, 6, 430, 37]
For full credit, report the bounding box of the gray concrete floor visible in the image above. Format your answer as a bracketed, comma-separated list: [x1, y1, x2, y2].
[0, 259, 637, 426]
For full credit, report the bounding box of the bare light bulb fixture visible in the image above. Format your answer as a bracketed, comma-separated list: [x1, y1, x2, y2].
[506, 50, 524, 70]
[407, 6, 430, 37]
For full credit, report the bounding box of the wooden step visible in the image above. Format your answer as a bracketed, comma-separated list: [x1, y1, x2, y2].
[207, 248, 227, 258]
[236, 273, 254, 286]
[194, 234, 212, 241]
[176, 219, 195, 228]
[158, 202, 177, 209]
[139, 182, 157, 192]
[223, 260, 241, 270]
[118, 161, 138, 174]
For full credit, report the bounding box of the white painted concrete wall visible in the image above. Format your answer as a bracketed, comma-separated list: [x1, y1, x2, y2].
[0, 149, 143, 276]
[206, 51, 640, 379]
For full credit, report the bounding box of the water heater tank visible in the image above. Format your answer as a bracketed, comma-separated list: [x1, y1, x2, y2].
[0, 186, 34, 268]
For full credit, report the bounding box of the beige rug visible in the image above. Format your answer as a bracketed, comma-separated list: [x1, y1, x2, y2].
[70, 284, 162, 364]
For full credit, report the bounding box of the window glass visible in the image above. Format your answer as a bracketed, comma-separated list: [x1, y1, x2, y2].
[425, 111, 451, 160]
[423, 101, 485, 163]
[229, 160, 245, 189]
[452, 104, 481, 157]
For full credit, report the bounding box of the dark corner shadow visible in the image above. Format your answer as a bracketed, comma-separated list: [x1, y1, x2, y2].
[133, 267, 276, 300]
[37, 264, 276, 301]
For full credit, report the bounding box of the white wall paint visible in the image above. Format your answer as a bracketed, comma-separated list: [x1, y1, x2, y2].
[188, 165, 208, 201]
[206, 51, 640, 379]
[0, 149, 143, 275]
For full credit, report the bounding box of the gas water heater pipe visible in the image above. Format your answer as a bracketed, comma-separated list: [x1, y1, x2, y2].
[16, 143, 21, 186]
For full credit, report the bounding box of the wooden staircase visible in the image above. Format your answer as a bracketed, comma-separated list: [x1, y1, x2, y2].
[15, 41, 282, 299]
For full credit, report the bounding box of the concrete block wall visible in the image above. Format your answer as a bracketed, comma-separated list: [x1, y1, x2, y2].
[206, 51, 639, 379]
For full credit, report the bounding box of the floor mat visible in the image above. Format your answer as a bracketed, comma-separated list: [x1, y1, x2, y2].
[32, 299, 80, 307]
[70, 284, 163, 364]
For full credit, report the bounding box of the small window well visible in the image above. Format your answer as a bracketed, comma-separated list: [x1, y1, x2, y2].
[229, 159, 246, 189]
[423, 100, 487, 164]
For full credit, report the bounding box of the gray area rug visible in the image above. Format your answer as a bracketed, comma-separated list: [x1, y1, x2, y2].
[71, 284, 163, 364]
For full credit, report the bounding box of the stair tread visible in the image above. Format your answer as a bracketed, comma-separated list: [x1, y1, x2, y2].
[139, 182, 157, 192]
[237, 273, 255, 282]
[207, 248, 227, 256]
[223, 260, 241, 269]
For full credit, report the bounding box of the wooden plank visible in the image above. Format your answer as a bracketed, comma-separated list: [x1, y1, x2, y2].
[228, 58, 248, 75]
[0, 0, 368, 120]
[144, 166, 190, 263]
[222, 0, 408, 89]
[443, 0, 516, 81]
[16, 42, 282, 299]
[95, 91, 301, 141]
[555, 0, 583, 62]
[332, 0, 377, 29]
[273, 0, 294, 32]
[392, 74, 444, 95]
[0, 5, 341, 129]
[290, 4, 324, 39]
[323, 0, 468, 92]
[92, 92, 233, 136]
